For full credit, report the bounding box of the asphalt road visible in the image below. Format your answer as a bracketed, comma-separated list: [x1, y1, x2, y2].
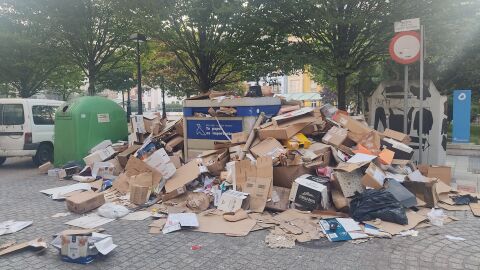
[1, 158, 480, 269]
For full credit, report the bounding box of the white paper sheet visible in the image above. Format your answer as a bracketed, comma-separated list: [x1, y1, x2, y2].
[336, 218, 362, 232]
[94, 237, 117, 255]
[0, 220, 32, 235]
[167, 213, 199, 227]
[347, 153, 377, 164]
[65, 214, 115, 229]
[40, 183, 91, 200]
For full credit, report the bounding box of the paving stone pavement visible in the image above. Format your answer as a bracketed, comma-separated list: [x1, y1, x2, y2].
[2, 158, 480, 270]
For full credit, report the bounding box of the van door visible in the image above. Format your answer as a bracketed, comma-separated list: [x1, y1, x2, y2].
[31, 105, 58, 144]
[0, 103, 26, 151]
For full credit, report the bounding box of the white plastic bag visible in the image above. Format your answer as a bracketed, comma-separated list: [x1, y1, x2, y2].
[427, 208, 446, 226]
[97, 203, 130, 219]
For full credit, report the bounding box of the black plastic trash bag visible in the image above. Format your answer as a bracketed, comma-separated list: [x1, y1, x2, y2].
[350, 189, 408, 225]
[452, 194, 478, 205]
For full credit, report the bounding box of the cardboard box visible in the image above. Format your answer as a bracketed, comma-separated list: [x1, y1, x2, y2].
[258, 122, 311, 140]
[38, 162, 54, 174]
[117, 144, 141, 167]
[131, 115, 146, 134]
[199, 149, 229, 176]
[129, 184, 150, 205]
[273, 165, 313, 188]
[165, 135, 183, 152]
[265, 186, 291, 212]
[289, 174, 329, 210]
[164, 159, 201, 193]
[272, 107, 314, 125]
[383, 128, 411, 143]
[334, 113, 372, 135]
[83, 146, 116, 166]
[144, 148, 176, 180]
[361, 163, 385, 189]
[250, 137, 286, 159]
[381, 138, 414, 160]
[60, 235, 92, 263]
[217, 190, 249, 212]
[322, 126, 349, 148]
[417, 164, 452, 185]
[385, 179, 417, 208]
[402, 178, 438, 208]
[89, 140, 112, 154]
[66, 191, 105, 214]
[91, 162, 115, 178]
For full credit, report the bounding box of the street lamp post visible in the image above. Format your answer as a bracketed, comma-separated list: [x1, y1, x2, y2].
[130, 33, 147, 115]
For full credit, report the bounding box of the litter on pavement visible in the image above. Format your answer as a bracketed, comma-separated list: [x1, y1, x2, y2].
[22, 92, 480, 262]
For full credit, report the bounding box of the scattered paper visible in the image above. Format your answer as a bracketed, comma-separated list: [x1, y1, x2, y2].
[347, 153, 376, 164]
[65, 214, 115, 229]
[52, 212, 71, 218]
[445, 235, 466, 241]
[40, 183, 91, 200]
[0, 220, 32, 235]
[94, 237, 117, 255]
[162, 213, 199, 234]
[121, 211, 152, 221]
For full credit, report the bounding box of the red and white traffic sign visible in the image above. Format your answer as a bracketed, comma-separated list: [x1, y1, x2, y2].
[389, 31, 421, 65]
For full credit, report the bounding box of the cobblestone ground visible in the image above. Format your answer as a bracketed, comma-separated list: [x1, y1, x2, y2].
[1, 158, 480, 270]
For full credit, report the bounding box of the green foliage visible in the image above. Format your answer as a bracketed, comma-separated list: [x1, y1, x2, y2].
[45, 65, 85, 100]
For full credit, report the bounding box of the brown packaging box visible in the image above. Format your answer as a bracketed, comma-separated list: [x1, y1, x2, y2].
[250, 137, 286, 159]
[66, 191, 105, 214]
[322, 126, 349, 148]
[417, 165, 452, 185]
[117, 144, 141, 167]
[402, 178, 438, 208]
[273, 165, 314, 188]
[130, 184, 150, 205]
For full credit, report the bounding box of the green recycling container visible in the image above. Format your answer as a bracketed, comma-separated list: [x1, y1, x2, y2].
[54, 96, 128, 166]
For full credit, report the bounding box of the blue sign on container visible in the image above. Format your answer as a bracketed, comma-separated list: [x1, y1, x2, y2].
[187, 119, 243, 140]
[452, 90, 471, 143]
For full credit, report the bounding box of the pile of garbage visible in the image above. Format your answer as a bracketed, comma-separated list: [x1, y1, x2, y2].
[13, 95, 479, 262]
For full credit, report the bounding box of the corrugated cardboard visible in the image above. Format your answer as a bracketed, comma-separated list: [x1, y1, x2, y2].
[244, 177, 272, 212]
[470, 203, 480, 216]
[165, 135, 183, 152]
[112, 173, 130, 193]
[272, 107, 314, 125]
[361, 163, 385, 189]
[365, 210, 426, 235]
[273, 165, 313, 188]
[199, 149, 229, 176]
[250, 137, 285, 159]
[164, 159, 201, 193]
[258, 122, 311, 140]
[129, 172, 154, 188]
[66, 191, 105, 214]
[124, 157, 162, 188]
[217, 190, 249, 212]
[83, 146, 116, 167]
[334, 113, 372, 135]
[265, 186, 291, 212]
[38, 162, 54, 174]
[129, 184, 150, 205]
[231, 132, 248, 143]
[194, 211, 256, 236]
[322, 126, 349, 148]
[333, 170, 365, 198]
[417, 165, 452, 185]
[383, 128, 411, 143]
[402, 178, 438, 208]
[117, 145, 141, 167]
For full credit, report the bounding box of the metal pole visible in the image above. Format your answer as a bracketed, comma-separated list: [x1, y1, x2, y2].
[404, 65, 409, 133]
[161, 79, 167, 119]
[126, 89, 131, 122]
[136, 40, 143, 115]
[419, 25, 424, 163]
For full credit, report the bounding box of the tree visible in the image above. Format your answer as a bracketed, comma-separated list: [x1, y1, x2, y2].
[25, 0, 134, 95]
[0, 2, 62, 97]
[131, 0, 282, 93]
[283, 0, 398, 110]
[45, 65, 85, 101]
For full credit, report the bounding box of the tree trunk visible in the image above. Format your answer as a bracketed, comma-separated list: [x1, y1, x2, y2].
[336, 74, 347, 110]
[198, 77, 210, 93]
[87, 74, 96, 96]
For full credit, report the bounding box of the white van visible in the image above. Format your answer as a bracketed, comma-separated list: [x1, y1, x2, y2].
[0, 99, 64, 166]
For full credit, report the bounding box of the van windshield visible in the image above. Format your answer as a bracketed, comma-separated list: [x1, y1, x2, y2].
[0, 104, 24, 125]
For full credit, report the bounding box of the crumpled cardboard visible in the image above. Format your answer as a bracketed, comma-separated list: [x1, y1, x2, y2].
[164, 159, 201, 193]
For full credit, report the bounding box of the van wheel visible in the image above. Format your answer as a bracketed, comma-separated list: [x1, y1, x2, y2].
[0, 157, 6, 166]
[33, 144, 53, 166]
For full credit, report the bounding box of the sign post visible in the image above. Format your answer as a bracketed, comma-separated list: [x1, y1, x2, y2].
[452, 90, 472, 143]
[390, 18, 424, 163]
